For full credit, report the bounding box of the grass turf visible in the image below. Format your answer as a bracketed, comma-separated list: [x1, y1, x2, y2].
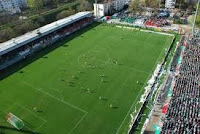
[0, 24, 173, 134]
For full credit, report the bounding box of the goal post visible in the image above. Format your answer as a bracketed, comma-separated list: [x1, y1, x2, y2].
[6, 113, 24, 130]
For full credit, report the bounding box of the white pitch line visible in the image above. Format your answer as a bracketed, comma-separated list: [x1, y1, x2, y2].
[51, 87, 64, 101]
[5, 103, 47, 132]
[25, 125, 37, 134]
[36, 121, 47, 130]
[18, 104, 47, 130]
[16, 103, 47, 123]
[23, 81, 88, 114]
[68, 113, 88, 134]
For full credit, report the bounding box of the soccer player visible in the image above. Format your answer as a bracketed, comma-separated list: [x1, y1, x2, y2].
[110, 104, 113, 109]
[33, 107, 38, 112]
[87, 88, 90, 92]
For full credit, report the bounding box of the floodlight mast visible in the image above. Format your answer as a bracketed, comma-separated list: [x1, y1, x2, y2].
[192, 0, 200, 36]
[95, 0, 98, 17]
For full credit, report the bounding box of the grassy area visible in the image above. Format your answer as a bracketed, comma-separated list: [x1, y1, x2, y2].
[0, 24, 173, 134]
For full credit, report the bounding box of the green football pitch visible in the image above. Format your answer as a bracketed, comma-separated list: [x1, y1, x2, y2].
[0, 24, 174, 134]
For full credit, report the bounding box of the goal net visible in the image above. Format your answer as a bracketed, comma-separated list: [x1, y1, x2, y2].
[6, 113, 24, 130]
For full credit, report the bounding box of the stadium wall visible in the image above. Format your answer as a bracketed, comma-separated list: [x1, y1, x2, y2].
[114, 25, 175, 37]
[106, 21, 179, 34]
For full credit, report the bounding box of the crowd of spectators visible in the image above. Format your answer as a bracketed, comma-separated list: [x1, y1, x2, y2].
[161, 39, 200, 134]
[145, 18, 170, 27]
[111, 10, 170, 27]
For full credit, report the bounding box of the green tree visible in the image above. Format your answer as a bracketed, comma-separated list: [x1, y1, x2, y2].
[36, 16, 46, 25]
[77, 0, 92, 12]
[188, 15, 194, 26]
[43, 0, 54, 6]
[14, 21, 39, 35]
[196, 8, 200, 27]
[27, 0, 43, 9]
[56, 8, 75, 20]
[0, 27, 16, 43]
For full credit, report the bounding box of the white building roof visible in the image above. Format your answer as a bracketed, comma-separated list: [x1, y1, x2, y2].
[0, 11, 92, 56]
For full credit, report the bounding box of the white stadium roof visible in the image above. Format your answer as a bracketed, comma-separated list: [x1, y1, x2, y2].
[0, 11, 92, 56]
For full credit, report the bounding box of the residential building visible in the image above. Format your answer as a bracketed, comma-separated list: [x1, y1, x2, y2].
[165, 0, 176, 9]
[0, 0, 27, 13]
[94, 0, 129, 17]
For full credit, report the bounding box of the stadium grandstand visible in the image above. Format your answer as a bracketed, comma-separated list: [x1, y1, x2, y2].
[160, 37, 200, 134]
[0, 11, 94, 70]
[142, 35, 200, 133]
[139, 3, 200, 133]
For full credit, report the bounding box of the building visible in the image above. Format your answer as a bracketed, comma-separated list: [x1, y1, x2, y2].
[0, 0, 27, 13]
[94, 0, 129, 17]
[94, 2, 111, 17]
[165, 0, 176, 9]
[113, 0, 129, 11]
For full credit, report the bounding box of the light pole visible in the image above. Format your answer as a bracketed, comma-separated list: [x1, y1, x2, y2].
[95, 0, 97, 17]
[192, 0, 200, 36]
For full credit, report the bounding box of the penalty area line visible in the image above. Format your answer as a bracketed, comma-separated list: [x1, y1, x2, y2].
[67, 112, 88, 134]
[16, 103, 47, 123]
[23, 81, 88, 114]
[16, 103, 47, 130]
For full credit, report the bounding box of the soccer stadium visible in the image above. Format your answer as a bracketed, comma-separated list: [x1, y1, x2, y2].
[0, 12, 177, 134]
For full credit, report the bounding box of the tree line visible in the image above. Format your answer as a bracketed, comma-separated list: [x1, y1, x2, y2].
[0, 0, 92, 43]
